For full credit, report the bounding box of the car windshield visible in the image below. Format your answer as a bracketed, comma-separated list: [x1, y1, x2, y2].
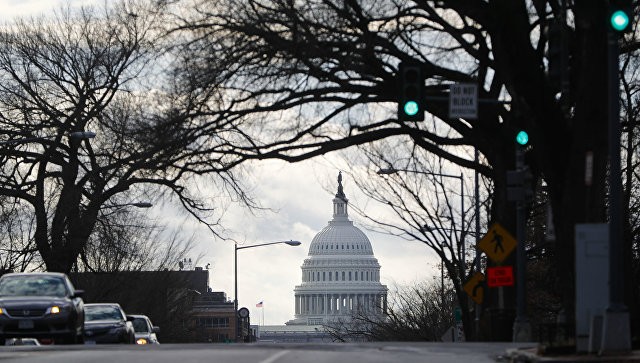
[0, 275, 68, 297]
[132, 318, 150, 333]
[85, 305, 124, 321]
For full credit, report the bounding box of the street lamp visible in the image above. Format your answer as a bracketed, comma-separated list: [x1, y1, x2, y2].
[100, 201, 153, 217]
[69, 131, 97, 140]
[234, 240, 301, 342]
[0, 131, 96, 146]
[377, 167, 466, 274]
[106, 202, 153, 208]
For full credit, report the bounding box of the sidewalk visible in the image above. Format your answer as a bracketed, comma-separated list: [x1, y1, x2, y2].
[505, 346, 640, 362]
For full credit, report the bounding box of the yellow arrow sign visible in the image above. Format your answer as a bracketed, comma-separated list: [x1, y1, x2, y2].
[463, 272, 485, 305]
[477, 223, 516, 263]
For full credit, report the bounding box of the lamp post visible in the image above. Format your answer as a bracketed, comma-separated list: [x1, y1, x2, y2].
[0, 131, 96, 146]
[105, 202, 153, 209]
[101, 202, 153, 217]
[377, 167, 466, 274]
[379, 166, 475, 339]
[234, 240, 301, 342]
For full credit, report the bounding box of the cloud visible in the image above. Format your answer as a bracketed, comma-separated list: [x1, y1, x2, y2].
[200, 158, 436, 325]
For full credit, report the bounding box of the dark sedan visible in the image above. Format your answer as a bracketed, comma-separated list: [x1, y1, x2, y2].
[0, 272, 85, 344]
[83, 303, 135, 344]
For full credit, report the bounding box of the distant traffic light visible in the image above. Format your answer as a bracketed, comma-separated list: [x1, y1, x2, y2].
[609, 0, 633, 32]
[397, 61, 425, 121]
[516, 131, 529, 146]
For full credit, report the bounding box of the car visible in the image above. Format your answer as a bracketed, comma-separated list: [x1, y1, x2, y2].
[129, 314, 160, 345]
[0, 272, 85, 345]
[83, 303, 135, 344]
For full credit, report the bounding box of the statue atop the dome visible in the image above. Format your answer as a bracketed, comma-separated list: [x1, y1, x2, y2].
[336, 171, 346, 199]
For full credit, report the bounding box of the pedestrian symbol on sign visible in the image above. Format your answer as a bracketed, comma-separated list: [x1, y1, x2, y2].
[477, 223, 516, 263]
[491, 230, 504, 254]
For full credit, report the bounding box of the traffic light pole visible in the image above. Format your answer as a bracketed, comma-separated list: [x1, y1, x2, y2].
[600, 25, 631, 354]
[512, 146, 531, 342]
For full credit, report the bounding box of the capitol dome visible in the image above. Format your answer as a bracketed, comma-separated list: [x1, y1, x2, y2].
[287, 172, 387, 326]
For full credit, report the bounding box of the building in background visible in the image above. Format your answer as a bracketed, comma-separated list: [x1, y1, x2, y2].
[189, 291, 239, 343]
[70, 267, 241, 343]
[259, 172, 388, 342]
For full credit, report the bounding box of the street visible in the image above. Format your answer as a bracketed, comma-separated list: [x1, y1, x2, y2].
[0, 342, 535, 363]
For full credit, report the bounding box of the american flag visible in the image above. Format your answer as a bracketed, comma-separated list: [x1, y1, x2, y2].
[256, 301, 263, 308]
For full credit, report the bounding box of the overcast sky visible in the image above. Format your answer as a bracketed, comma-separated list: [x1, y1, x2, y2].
[0, 0, 437, 325]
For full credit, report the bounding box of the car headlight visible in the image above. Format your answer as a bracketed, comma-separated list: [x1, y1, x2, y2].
[50, 306, 61, 314]
[0, 307, 4, 315]
[136, 338, 148, 345]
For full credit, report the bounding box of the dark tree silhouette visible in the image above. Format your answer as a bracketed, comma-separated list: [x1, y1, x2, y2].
[168, 0, 636, 340]
[0, 1, 262, 272]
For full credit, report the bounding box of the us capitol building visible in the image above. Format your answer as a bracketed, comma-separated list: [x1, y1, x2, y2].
[257, 172, 388, 342]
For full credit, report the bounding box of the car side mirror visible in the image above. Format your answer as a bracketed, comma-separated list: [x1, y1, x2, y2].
[73, 290, 84, 298]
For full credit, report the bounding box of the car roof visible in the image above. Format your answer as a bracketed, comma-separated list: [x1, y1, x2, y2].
[84, 303, 122, 307]
[1, 272, 68, 278]
[128, 314, 150, 318]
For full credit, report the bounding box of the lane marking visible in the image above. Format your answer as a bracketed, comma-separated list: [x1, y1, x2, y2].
[259, 350, 290, 363]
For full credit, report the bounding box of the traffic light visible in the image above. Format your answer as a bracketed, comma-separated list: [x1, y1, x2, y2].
[515, 130, 529, 146]
[609, 0, 633, 32]
[397, 61, 425, 121]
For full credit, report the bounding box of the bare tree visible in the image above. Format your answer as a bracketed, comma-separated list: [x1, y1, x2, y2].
[169, 0, 633, 340]
[0, 199, 42, 272]
[0, 1, 257, 272]
[76, 208, 196, 273]
[620, 44, 640, 331]
[325, 280, 454, 342]
[334, 143, 487, 338]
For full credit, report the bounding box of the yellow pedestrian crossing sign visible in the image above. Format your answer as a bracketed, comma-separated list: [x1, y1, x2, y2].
[477, 223, 516, 263]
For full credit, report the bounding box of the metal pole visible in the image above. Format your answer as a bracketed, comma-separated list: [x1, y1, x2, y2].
[441, 260, 445, 307]
[600, 26, 631, 354]
[460, 174, 465, 278]
[474, 147, 481, 340]
[232, 240, 301, 343]
[513, 146, 531, 342]
[234, 243, 239, 342]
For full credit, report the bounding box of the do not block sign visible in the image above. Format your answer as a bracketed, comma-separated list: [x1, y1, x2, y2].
[486, 266, 514, 287]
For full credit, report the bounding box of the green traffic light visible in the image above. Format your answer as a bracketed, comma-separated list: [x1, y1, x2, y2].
[516, 131, 529, 146]
[403, 101, 419, 116]
[611, 10, 630, 31]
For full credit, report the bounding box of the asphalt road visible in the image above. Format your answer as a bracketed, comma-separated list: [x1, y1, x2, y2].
[0, 342, 535, 363]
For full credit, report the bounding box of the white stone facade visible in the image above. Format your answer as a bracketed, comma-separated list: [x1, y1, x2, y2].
[287, 172, 387, 326]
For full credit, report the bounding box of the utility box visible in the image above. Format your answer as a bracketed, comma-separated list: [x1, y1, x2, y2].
[575, 224, 609, 353]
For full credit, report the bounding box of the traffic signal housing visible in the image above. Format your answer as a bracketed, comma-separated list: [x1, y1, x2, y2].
[397, 61, 425, 121]
[609, 0, 633, 32]
[507, 167, 534, 203]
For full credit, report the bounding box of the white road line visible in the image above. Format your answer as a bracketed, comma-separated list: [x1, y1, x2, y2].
[258, 350, 290, 363]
